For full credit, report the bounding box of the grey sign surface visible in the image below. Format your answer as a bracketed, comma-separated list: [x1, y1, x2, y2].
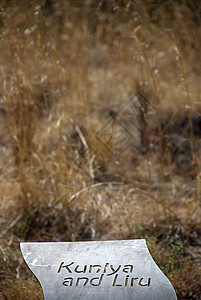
[20, 239, 177, 300]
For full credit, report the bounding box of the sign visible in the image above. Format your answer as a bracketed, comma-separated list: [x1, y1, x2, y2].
[20, 239, 177, 299]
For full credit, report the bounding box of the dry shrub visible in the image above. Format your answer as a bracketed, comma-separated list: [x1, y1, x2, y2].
[0, 0, 201, 298]
[0, 278, 43, 300]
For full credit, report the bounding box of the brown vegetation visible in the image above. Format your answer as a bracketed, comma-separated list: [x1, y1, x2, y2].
[0, 0, 200, 299]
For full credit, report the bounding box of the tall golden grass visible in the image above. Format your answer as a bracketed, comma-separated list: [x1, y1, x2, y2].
[0, 1, 200, 298]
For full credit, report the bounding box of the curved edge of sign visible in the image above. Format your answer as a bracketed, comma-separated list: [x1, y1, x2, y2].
[20, 243, 46, 297]
[144, 240, 177, 299]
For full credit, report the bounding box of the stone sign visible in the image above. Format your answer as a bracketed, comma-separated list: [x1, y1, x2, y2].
[20, 239, 177, 299]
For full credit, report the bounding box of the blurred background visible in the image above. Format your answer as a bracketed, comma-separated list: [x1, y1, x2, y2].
[0, 1, 200, 298]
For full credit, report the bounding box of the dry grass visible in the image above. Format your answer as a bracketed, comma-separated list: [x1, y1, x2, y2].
[0, 0, 201, 299]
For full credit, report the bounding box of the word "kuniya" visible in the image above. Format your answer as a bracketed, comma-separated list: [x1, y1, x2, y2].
[58, 262, 134, 276]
